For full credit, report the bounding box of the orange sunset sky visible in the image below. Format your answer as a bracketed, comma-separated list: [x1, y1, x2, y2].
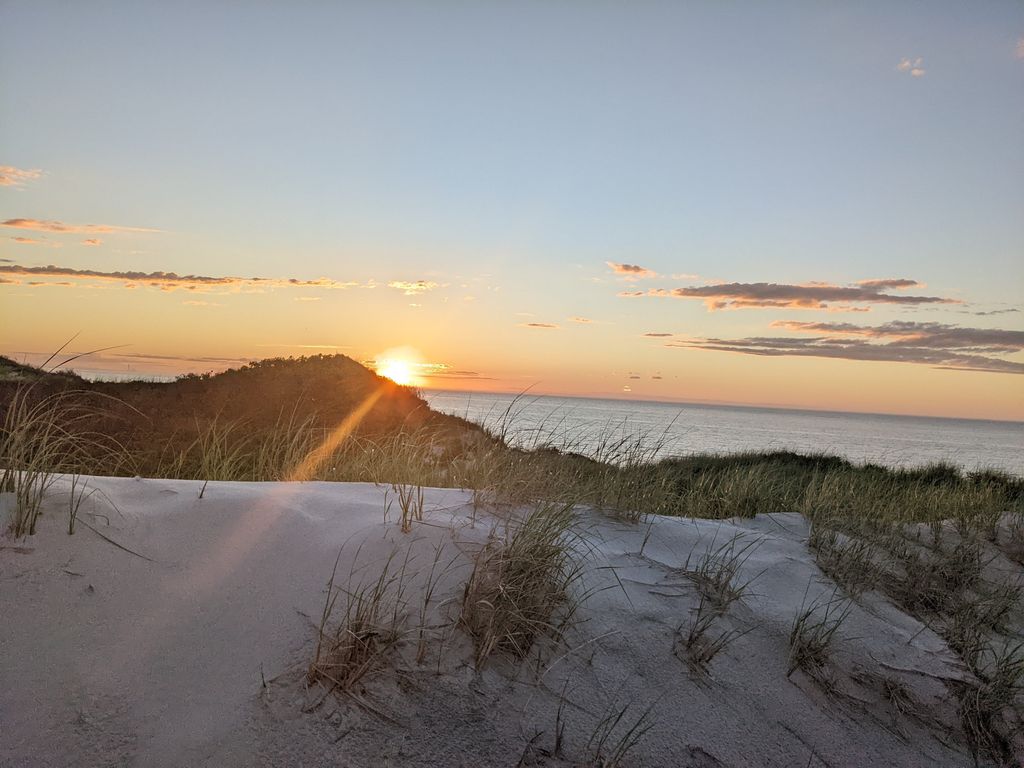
[1, 3, 1022, 421]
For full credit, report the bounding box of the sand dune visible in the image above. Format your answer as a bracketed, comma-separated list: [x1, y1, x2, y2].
[0, 477, 993, 766]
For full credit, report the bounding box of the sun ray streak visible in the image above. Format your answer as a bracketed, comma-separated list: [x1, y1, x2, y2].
[288, 387, 384, 481]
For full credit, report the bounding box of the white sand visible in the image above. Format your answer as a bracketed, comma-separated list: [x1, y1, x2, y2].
[0, 477, 983, 766]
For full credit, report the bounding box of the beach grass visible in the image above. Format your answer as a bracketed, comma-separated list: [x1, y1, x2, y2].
[787, 591, 851, 679]
[459, 501, 585, 667]
[308, 546, 413, 692]
[0, 386, 126, 536]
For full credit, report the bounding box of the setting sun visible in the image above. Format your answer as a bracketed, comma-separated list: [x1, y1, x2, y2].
[376, 358, 415, 386]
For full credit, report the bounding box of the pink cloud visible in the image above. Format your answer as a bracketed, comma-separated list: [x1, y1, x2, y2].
[2, 218, 161, 234]
[0, 167, 42, 188]
[607, 261, 657, 280]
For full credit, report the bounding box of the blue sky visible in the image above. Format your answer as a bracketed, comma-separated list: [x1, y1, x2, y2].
[2, 2, 1022, 418]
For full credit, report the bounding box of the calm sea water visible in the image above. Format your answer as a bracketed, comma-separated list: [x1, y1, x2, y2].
[423, 390, 1024, 476]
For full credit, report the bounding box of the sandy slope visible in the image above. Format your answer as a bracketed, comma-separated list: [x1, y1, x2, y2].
[0, 477, 984, 767]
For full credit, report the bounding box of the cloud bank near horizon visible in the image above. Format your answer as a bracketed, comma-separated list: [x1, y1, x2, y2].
[660, 320, 1024, 375]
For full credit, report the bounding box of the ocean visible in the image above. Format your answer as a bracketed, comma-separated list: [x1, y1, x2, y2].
[422, 390, 1024, 476]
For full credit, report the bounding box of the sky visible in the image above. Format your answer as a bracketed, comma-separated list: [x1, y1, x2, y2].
[1, 1, 1022, 421]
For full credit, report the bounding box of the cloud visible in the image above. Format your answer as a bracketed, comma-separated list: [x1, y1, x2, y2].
[771, 320, 1024, 352]
[855, 278, 920, 291]
[607, 261, 657, 280]
[568, 316, 592, 324]
[0, 264, 358, 293]
[521, 322, 559, 329]
[387, 280, 440, 295]
[897, 57, 926, 77]
[113, 352, 250, 366]
[970, 308, 1020, 316]
[672, 320, 1024, 375]
[81, 238, 102, 247]
[254, 343, 352, 350]
[2, 218, 160, 234]
[0, 167, 42, 188]
[183, 300, 222, 307]
[0, 258, 12, 263]
[1016, 38, 1024, 59]
[9, 236, 55, 246]
[643, 332, 674, 337]
[622, 277, 955, 311]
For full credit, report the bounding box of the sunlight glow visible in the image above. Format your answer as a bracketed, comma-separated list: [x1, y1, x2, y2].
[376, 358, 416, 386]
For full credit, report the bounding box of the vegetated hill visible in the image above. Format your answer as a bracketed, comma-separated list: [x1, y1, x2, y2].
[0, 355, 83, 383]
[0, 354, 485, 477]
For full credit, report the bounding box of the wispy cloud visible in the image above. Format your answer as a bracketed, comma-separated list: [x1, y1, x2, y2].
[0, 264, 357, 292]
[7, 350, 252, 372]
[642, 332, 674, 337]
[1016, 38, 1024, 59]
[607, 261, 657, 280]
[255, 343, 351, 350]
[2, 218, 160, 234]
[0, 167, 42, 188]
[896, 57, 926, 77]
[113, 352, 250, 366]
[855, 278, 921, 291]
[568, 316, 592, 324]
[772, 320, 1024, 351]
[969, 308, 1020, 317]
[9, 236, 58, 247]
[387, 280, 440, 295]
[81, 238, 102, 247]
[672, 320, 1024, 374]
[183, 300, 222, 307]
[521, 322, 559, 329]
[620, 277, 955, 311]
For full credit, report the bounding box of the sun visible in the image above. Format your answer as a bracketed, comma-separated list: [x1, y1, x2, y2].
[376, 358, 415, 386]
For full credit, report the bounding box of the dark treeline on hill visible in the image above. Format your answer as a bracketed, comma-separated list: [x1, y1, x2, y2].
[0, 354, 487, 480]
[1, 353, 1020, 525]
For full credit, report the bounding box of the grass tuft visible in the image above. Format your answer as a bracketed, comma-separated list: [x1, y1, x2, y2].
[459, 501, 584, 667]
[787, 591, 851, 679]
[308, 547, 411, 692]
[680, 532, 761, 611]
[679, 594, 752, 674]
[957, 642, 1024, 764]
[391, 482, 425, 533]
[0, 386, 124, 536]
